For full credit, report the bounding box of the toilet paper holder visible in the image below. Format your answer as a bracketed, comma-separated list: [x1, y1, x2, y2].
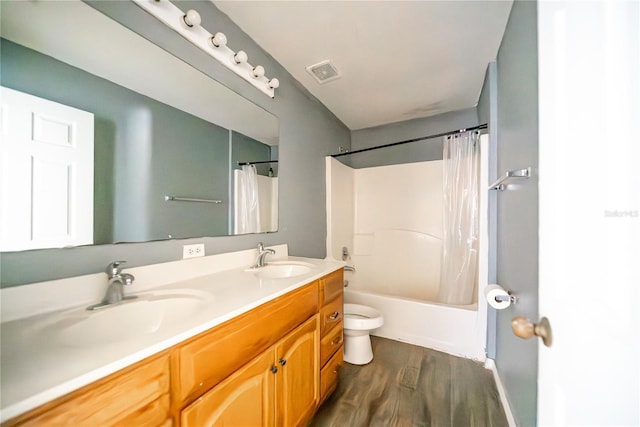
[493, 291, 518, 304]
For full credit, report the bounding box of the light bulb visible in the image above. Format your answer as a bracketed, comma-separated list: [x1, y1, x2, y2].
[267, 78, 280, 89]
[183, 9, 201, 27]
[233, 50, 248, 64]
[252, 65, 265, 78]
[210, 32, 227, 48]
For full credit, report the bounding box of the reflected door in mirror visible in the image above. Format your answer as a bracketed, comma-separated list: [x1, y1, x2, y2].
[0, 86, 94, 251]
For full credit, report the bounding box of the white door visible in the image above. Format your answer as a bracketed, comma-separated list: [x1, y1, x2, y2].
[538, 2, 639, 425]
[0, 87, 94, 251]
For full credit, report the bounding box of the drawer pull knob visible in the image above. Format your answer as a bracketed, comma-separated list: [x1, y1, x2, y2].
[328, 311, 340, 321]
[331, 336, 343, 346]
[270, 366, 278, 374]
[279, 358, 287, 366]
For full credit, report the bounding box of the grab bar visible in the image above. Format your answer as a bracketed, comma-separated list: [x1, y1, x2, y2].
[164, 196, 222, 204]
[489, 167, 531, 191]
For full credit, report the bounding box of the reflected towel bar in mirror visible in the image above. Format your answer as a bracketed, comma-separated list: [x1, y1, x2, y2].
[164, 196, 222, 204]
[237, 160, 279, 166]
[489, 167, 531, 191]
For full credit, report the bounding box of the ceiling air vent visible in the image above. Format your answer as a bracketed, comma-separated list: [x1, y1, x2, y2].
[305, 60, 341, 84]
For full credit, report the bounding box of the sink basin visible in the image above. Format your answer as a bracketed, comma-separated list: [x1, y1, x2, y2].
[31, 289, 213, 347]
[248, 261, 315, 279]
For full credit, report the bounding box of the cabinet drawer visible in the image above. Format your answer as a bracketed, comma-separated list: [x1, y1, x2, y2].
[320, 269, 343, 305]
[320, 321, 343, 366]
[8, 354, 170, 427]
[320, 295, 343, 336]
[175, 282, 318, 406]
[320, 347, 343, 404]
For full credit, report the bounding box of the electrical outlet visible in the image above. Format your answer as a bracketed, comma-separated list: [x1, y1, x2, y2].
[183, 243, 205, 259]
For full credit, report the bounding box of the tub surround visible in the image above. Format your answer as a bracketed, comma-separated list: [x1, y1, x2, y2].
[0, 245, 343, 423]
[326, 134, 490, 361]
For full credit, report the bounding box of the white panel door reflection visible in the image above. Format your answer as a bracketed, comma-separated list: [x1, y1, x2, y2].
[0, 87, 94, 251]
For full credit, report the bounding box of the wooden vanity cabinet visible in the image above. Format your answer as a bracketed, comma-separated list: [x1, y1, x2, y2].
[173, 282, 318, 409]
[180, 345, 276, 426]
[275, 314, 319, 426]
[318, 269, 344, 404]
[181, 315, 319, 427]
[3, 269, 343, 427]
[4, 352, 172, 427]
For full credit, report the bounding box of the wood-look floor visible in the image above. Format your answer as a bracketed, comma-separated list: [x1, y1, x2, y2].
[311, 337, 508, 427]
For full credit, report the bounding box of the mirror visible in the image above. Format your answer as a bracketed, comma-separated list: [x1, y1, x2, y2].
[0, 1, 279, 252]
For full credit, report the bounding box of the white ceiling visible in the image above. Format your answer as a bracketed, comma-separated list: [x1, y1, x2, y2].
[214, 1, 513, 130]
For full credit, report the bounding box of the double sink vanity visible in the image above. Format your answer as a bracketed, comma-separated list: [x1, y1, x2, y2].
[0, 245, 344, 426]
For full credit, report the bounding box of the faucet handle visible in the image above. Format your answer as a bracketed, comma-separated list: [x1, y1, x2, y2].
[120, 273, 135, 286]
[257, 242, 265, 252]
[106, 261, 126, 277]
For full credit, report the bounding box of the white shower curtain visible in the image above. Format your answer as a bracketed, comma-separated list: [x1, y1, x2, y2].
[235, 164, 261, 234]
[438, 131, 480, 305]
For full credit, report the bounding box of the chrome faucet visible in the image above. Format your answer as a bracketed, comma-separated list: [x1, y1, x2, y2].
[252, 242, 275, 268]
[87, 261, 137, 311]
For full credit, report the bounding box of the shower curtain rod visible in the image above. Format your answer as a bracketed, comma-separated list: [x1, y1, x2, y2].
[237, 160, 279, 166]
[331, 123, 487, 158]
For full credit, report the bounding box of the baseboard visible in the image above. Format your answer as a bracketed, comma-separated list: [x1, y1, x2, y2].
[484, 358, 517, 427]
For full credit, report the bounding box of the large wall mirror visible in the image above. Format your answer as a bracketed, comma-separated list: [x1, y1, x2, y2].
[0, 1, 279, 252]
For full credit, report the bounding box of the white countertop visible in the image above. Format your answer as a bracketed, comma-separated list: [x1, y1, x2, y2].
[0, 245, 343, 422]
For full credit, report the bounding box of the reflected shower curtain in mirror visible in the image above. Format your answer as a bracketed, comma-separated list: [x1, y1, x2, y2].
[234, 165, 261, 234]
[438, 131, 480, 305]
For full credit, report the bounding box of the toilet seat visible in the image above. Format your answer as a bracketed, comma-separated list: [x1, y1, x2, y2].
[343, 304, 384, 330]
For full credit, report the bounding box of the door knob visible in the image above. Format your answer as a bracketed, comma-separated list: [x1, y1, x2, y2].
[511, 316, 553, 347]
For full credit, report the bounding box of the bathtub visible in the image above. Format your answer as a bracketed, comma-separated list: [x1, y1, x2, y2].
[344, 287, 487, 361]
[326, 134, 489, 362]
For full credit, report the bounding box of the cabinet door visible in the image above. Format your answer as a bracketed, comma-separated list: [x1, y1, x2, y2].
[181, 349, 276, 427]
[176, 282, 318, 406]
[275, 315, 319, 427]
[7, 354, 170, 427]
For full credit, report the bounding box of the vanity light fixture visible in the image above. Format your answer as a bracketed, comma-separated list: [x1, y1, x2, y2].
[268, 78, 280, 89]
[210, 32, 227, 48]
[133, 0, 279, 98]
[252, 65, 265, 78]
[182, 9, 201, 28]
[233, 50, 248, 65]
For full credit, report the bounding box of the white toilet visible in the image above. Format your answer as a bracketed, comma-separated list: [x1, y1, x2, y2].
[343, 303, 384, 365]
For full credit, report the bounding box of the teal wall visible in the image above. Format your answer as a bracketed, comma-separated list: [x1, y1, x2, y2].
[1, 38, 232, 245]
[348, 107, 480, 169]
[231, 132, 273, 177]
[493, 1, 540, 425]
[0, 0, 350, 286]
[478, 61, 499, 361]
